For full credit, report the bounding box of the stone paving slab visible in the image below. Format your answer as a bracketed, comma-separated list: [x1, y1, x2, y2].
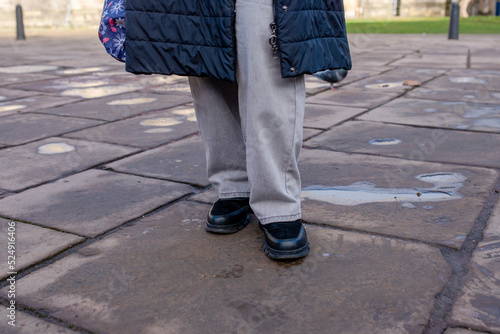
[188, 187, 218, 204]
[0, 308, 79, 333]
[299, 149, 498, 249]
[449, 199, 500, 333]
[38, 91, 193, 121]
[64, 106, 199, 149]
[0, 64, 60, 74]
[342, 67, 446, 92]
[0, 218, 83, 279]
[303, 104, 367, 129]
[390, 54, 467, 69]
[350, 53, 409, 67]
[423, 70, 500, 92]
[307, 121, 500, 169]
[0, 72, 59, 87]
[306, 89, 401, 109]
[0, 137, 140, 191]
[0, 87, 38, 102]
[472, 59, 500, 70]
[359, 98, 500, 133]
[6, 71, 172, 100]
[2, 201, 451, 333]
[0, 95, 81, 117]
[0, 170, 194, 237]
[320, 66, 397, 90]
[107, 135, 209, 187]
[407, 87, 500, 104]
[0, 113, 104, 146]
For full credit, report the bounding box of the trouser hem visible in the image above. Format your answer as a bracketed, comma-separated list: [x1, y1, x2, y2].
[219, 192, 251, 199]
[259, 213, 301, 225]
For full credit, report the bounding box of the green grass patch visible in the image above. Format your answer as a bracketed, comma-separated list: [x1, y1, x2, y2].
[346, 16, 500, 34]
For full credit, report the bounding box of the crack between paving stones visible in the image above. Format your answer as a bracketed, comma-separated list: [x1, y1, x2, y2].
[100, 168, 209, 189]
[424, 176, 500, 334]
[30, 99, 193, 122]
[0, 147, 146, 194]
[301, 144, 500, 170]
[0, 298, 95, 333]
[301, 219, 468, 252]
[0, 191, 199, 289]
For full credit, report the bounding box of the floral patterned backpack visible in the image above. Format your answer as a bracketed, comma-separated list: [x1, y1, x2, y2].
[98, 0, 126, 62]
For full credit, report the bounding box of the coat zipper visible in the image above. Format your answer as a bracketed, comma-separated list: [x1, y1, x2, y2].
[269, 0, 279, 59]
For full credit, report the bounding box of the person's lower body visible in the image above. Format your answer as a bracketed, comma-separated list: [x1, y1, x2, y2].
[188, 0, 308, 260]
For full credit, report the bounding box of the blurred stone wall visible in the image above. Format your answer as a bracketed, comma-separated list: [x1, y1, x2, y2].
[0, 0, 488, 29]
[0, 0, 103, 29]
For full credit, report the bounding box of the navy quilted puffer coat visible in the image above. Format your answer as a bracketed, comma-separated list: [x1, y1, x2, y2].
[125, 0, 352, 82]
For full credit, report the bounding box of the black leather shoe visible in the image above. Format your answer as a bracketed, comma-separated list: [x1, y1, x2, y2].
[260, 220, 310, 260]
[206, 197, 251, 234]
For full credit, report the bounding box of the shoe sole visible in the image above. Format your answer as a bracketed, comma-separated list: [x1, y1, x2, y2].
[205, 215, 250, 234]
[263, 242, 310, 260]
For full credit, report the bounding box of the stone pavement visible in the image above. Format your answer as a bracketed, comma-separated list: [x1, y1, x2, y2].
[0, 30, 499, 333]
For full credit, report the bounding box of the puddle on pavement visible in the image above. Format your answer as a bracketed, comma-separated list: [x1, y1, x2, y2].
[369, 138, 402, 146]
[61, 85, 141, 99]
[365, 82, 403, 89]
[140, 117, 182, 134]
[57, 67, 108, 75]
[140, 118, 182, 127]
[0, 105, 26, 113]
[107, 97, 157, 106]
[37, 143, 76, 155]
[301, 172, 466, 207]
[0, 65, 59, 74]
[144, 128, 173, 134]
[449, 77, 487, 84]
[463, 106, 499, 119]
[151, 84, 192, 94]
[474, 118, 500, 129]
[171, 107, 197, 122]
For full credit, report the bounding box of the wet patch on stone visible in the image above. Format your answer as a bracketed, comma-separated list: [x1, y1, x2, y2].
[0, 137, 140, 191]
[408, 87, 500, 104]
[369, 138, 402, 145]
[0, 65, 59, 74]
[0, 170, 194, 237]
[37, 142, 76, 155]
[449, 200, 500, 333]
[299, 149, 498, 248]
[359, 98, 500, 134]
[64, 107, 199, 148]
[56, 67, 109, 75]
[424, 69, 500, 92]
[0, 95, 80, 117]
[0, 201, 450, 333]
[308, 121, 500, 168]
[0, 113, 104, 146]
[37, 92, 192, 121]
[301, 172, 465, 207]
